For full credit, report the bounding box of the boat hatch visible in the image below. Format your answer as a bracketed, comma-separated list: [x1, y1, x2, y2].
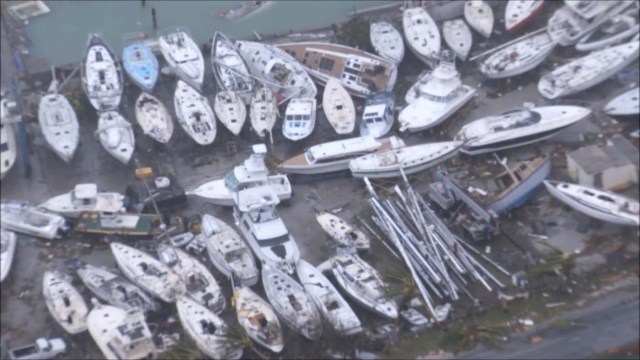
[250, 314, 268, 327]
[287, 294, 303, 311]
[95, 51, 103, 62]
[200, 320, 217, 335]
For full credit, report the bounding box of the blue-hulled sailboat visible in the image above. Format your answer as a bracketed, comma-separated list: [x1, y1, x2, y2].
[122, 33, 159, 92]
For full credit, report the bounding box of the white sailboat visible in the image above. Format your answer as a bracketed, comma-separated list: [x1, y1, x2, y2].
[360, 92, 395, 139]
[282, 97, 316, 141]
[96, 111, 135, 164]
[249, 87, 278, 138]
[134, 92, 174, 144]
[174, 80, 217, 145]
[1, 228, 17, 282]
[369, 20, 405, 64]
[465, 0, 494, 38]
[442, 19, 473, 61]
[38, 90, 79, 163]
[604, 86, 640, 116]
[575, 14, 639, 52]
[316, 212, 370, 251]
[214, 90, 247, 136]
[0, 120, 17, 180]
[322, 78, 356, 135]
[480, 32, 555, 79]
[211, 31, 255, 105]
[505, 0, 545, 33]
[81, 33, 123, 111]
[39, 183, 125, 218]
[158, 27, 205, 91]
[42, 270, 88, 334]
[0, 200, 67, 240]
[402, 7, 441, 67]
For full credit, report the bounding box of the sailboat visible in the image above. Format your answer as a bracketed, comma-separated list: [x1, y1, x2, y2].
[134, 92, 173, 144]
[121, 33, 159, 92]
[442, 19, 473, 61]
[81, 33, 123, 111]
[403, 6, 441, 67]
[1, 228, 17, 282]
[96, 111, 135, 164]
[211, 31, 255, 105]
[505, 0, 545, 33]
[465, 0, 494, 38]
[323, 78, 356, 135]
[43, 270, 88, 334]
[0, 118, 16, 180]
[369, 20, 405, 64]
[480, 32, 555, 79]
[214, 90, 247, 136]
[249, 87, 278, 138]
[604, 86, 640, 117]
[174, 80, 217, 145]
[38, 71, 79, 162]
[158, 27, 205, 91]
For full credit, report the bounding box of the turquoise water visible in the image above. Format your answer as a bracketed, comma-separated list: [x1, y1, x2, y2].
[25, 0, 394, 66]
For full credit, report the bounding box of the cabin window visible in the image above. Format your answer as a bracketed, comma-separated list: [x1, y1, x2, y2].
[295, 115, 302, 121]
[285, 49, 296, 57]
[597, 195, 615, 203]
[583, 190, 595, 196]
[0, 143, 7, 152]
[319, 58, 335, 71]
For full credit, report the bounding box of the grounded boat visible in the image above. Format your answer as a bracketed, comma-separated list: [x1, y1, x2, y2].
[349, 141, 461, 179]
[176, 296, 243, 359]
[370, 20, 405, 64]
[249, 87, 278, 138]
[442, 19, 473, 61]
[1, 228, 17, 282]
[0, 120, 17, 180]
[174, 80, 217, 145]
[575, 14, 639, 52]
[0, 200, 67, 240]
[201, 214, 259, 286]
[134, 92, 174, 144]
[158, 27, 205, 91]
[457, 105, 591, 155]
[505, 0, 545, 33]
[43, 270, 88, 334]
[276, 42, 398, 99]
[400, 51, 476, 132]
[282, 97, 316, 141]
[465, 0, 494, 38]
[544, 180, 640, 226]
[87, 300, 156, 360]
[110, 242, 186, 303]
[316, 212, 370, 250]
[538, 40, 640, 99]
[121, 34, 159, 91]
[604, 86, 640, 116]
[403, 7, 441, 67]
[261, 263, 323, 340]
[236, 40, 317, 103]
[77, 264, 160, 314]
[38, 90, 79, 163]
[217, 0, 272, 20]
[296, 260, 362, 336]
[74, 211, 163, 237]
[479, 32, 555, 79]
[211, 31, 255, 105]
[96, 111, 135, 164]
[323, 78, 356, 135]
[214, 90, 247, 136]
[39, 183, 125, 218]
[360, 92, 395, 139]
[81, 33, 123, 111]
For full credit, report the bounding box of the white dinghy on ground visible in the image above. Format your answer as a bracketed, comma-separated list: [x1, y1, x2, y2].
[316, 212, 370, 251]
[43, 270, 88, 334]
[282, 97, 316, 141]
[1, 228, 17, 282]
[250, 87, 278, 138]
[38, 88, 79, 162]
[174, 80, 217, 145]
[465, 0, 494, 38]
[505, 0, 545, 33]
[134, 92, 173, 144]
[39, 183, 125, 218]
[370, 20, 405, 64]
[322, 78, 356, 135]
[214, 90, 247, 136]
[0, 200, 67, 240]
[442, 19, 473, 61]
[480, 32, 555, 79]
[402, 6, 441, 67]
[604, 86, 639, 116]
[96, 111, 135, 164]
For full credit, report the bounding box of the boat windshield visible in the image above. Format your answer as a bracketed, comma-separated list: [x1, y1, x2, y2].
[304, 149, 316, 164]
[257, 234, 290, 247]
[225, 248, 245, 263]
[249, 207, 279, 223]
[224, 171, 239, 191]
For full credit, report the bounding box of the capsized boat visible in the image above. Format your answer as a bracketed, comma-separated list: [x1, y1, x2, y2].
[211, 31, 255, 105]
[465, 0, 494, 38]
[360, 92, 395, 139]
[176, 296, 243, 359]
[158, 27, 205, 91]
[282, 97, 316, 141]
[575, 14, 639, 52]
[134, 92, 174, 144]
[214, 90, 247, 136]
[543, 180, 640, 226]
[505, 0, 545, 33]
[96, 111, 135, 164]
[39, 183, 125, 218]
[81, 33, 123, 111]
[323, 78, 356, 134]
[110, 242, 186, 303]
[442, 19, 473, 61]
[370, 20, 405, 65]
[250, 87, 278, 138]
[0, 120, 17, 180]
[43, 270, 88, 334]
[538, 40, 640, 99]
[77, 263, 160, 314]
[403, 7, 441, 67]
[1, 228, 17, 282]
[121, 33, 159, 91]
[296, 260, 362, 336]
[604, 86, 640, 116]
[349, 141, 461, 179]
[261, 263, 323, 340]
[479, 32, 555, 79]
[316, 212, 370, 251]
[0, 200, 67, 240]
[456, 105, 591, 155]
[38, 90, 79, 163]
[174, 80, 217, 145]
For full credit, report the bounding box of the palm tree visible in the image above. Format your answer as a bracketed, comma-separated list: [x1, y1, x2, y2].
[383, 261, 417, 309]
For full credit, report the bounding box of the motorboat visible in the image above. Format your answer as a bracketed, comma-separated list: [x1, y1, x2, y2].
[1, 228, 16, 282]
[544, 180, 640, 226]
[158, 27, 205, 91]
[282, 97, 316, 141]
[121, 33, 159, 91]
[214, 90, 247, 136]
[465, 0, 494, 38]
[360, 92, 395, 139]
[261, 263, 323, 340]
[174, 80, 217, 145]
[295, 260, 362, 336]
[0, 119, 16, 180]
[169, 232, 195, 248]
[236, 40, 317, 103]
[110, 242, 186, 303]
[81, 33, 123, 111]
[316, 212, 370, 251]
[457, 105, 591, 155]
[39, 183, 125, 218]
[0, 200, 67, 240]
[604, 86, 639, 116]
[276, 42, 398, 99]
[402, 7, 441, 67]
[76, 263, 160, 314]
[42, 270, 88, 334]
[538, 40, 640, 99]
[176, 296, 243, 359]
[479, 32, 555, 79]
[38, 89, 79, 162]
[96, 111, 135, 164]
[201, 214, 259, 286]
[369, 20, 405, 65]
[505, 0, 545, 33]
[322, 78, 356, 134]
[442, 19, 473, 61]
[575, 14, 639, 52]
[249, 87, 278, 138]
[400, 51, 476, 132]
[349, 141, 461, 179]
[134, 92, 174, 144]
[278, 135, 406, 176]
[157, 243, 226, 314]
[211, 31, 255, 105]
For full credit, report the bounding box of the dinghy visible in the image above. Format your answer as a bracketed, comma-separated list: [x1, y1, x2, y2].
[38, 91, 79, 162]
[169, 232, 195, 247]
[261, 263, 323, 340]
[158, 27, 205, 91]
[480, 32, 555, 79]
[0, 120, 16, 180]
[403, 7, 441, 67]
[96, 111, 135, 164]
[1, 228, 16, 282]
[176, 296, 243, 359]
[174, 80, 217, 145]
[211, 31, 255, 105]
[322, 78, 356, 134]
[349, 141, 461, 179]
[505, 0, 545, 33]
[77, 264, 160, 314]
[121, 34, 159, 91]
[231, 273, 284, 353]
[457, 105, 591, 155]
[370, 20, 405, 64]
[442, 19, 473, 61]
[110, 242, 186, 303]
[39, 183, 125, 218]
[316, 212, 370, 251]
[360, 92, 395, 139]
[214, 90, 247, 136]
[43, 270, 88, 334]
[282, 97, 316, 141]
[538, 40, 640, 99]
[134, 92, 174, 144]
[0, 200, 67, 240]
[250, 87, 278, 138]
[465, 0, 494, 38]
[544, 180, 639, 226]
[157, 243, 225, 314]
[296, 260, 362, 336]
[87, 300, 156, 360]
[81, 33, 123, 111]
[604, 86, 639, 116]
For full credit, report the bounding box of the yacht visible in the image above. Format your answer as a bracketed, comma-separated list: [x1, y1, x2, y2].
[505, 0, 545, 33]
[39, 183, 125, 218]
[480, 32, 555, 79]
[121, 33, 159, 92]
[465, 0, 494, 38]
[360, 92, 395, 139]
[81, 33, 123, 111]
[282, 97, 316, 141]
[174, 80, 217, 145]
[211, 31, 255, 105]
[402, 7, 441, 67]
[369, 20, 405, 65]
[158, 27, 205, 91]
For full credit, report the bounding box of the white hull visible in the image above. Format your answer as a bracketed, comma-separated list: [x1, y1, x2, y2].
[1, 228, 17, 282]
[174, 80, 217, 145]
[370, 20, 405, 64]
[316, 212, 370, 250]
[97, 111, 135, 164]
[359, 93, 395, 139]
[38, 93, 79, 162]
[443, 19, 473, 61]
[322, 78, 356, 134]
[0, 121, 17, 179]
[82, 34, 123, 111]
[282, 97, 316, 141]
[39, 184, 125, 218]
[403, 7, 441, 67]
[187, 174, 291, 205]
[250, 87, 278, 138]
[214, 90, 247, 136]
[43, 270, 88, 334]
[480, 32, 555, 79]
[134, 92, 173, 143]
[158, 28, 205, 90]
[0, 201, 67, 239]
[399, 90, 475, 132]
[575, 20, 639, 52]
[505, 0, 545, 33]
[211, 31, 255, 105]
[604, 86, 640, 116]
[232, 281, 284, 353]
[465, 0, 494, 38]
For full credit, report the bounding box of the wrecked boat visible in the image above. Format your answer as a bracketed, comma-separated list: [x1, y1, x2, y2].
[39, 183, 125, 218]
[0, 200, 68, 240]
[316, 212, 370, 250]
[42, 270, 88, 334]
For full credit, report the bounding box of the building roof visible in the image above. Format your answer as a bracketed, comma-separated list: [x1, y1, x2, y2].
[607, 134, 639, 168]
[568, 142, 634, 175]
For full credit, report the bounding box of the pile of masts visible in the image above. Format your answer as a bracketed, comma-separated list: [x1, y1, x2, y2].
[363, 170, 509, 322]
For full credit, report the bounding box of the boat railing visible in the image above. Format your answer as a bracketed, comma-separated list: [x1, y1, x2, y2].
[156, 26, 192, 39]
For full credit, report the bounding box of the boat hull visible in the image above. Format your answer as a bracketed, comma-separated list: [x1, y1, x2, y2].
[187, 176, 291, 205]
[0, 229, 17, 282]
[400, 86, 476, 132]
